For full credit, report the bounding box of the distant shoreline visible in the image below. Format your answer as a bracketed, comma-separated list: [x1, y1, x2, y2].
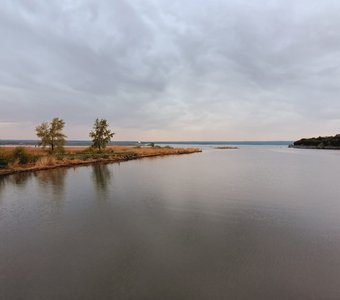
[289, 145, 340, 150]
[291, 134, 340, 150]
[0, 140, 293, 146]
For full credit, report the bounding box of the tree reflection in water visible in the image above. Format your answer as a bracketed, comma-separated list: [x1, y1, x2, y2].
[0, 176, 5, 202]
[91, 164, 112, 197]
[1, 172, 33, 188]
[12, 172, 33, 187]
[0, 169, 67, 210]
[0, 172, 33, 203]
[34, 168, 67, 210]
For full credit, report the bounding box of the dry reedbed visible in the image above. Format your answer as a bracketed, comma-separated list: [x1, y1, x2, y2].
[0, 147, 47, 156]
[0, 146, 201, 176]
[35, 156, 57, 167]
[64, 145, 200, 155]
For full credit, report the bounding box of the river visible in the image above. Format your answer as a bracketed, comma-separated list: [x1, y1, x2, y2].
[1, 146, 340, 299]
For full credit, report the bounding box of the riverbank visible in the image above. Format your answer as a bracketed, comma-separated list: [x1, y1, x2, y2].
[289, 145, 340, 150]
[291, 134, 340, 149]
[0, 146, 201, 177]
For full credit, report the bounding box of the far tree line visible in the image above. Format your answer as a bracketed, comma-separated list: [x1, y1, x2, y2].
[35, 118, 114, 152]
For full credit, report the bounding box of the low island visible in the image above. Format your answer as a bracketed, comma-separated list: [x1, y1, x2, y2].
[215, 146, 239, 149]
[290, 134, 340, 149]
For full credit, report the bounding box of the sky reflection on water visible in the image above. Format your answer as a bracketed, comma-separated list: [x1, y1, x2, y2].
[1, 147, 340, 299]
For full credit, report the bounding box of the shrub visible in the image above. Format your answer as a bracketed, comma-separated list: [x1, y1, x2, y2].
[82, 154, 91, 161]
[55, 152, 64, 161]
[13, 147, 32, 164]
[0, 152, 9, 168]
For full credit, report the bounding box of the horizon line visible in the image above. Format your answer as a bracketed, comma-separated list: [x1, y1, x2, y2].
[0, 139, 294, 142]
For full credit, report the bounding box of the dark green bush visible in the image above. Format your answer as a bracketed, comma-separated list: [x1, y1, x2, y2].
[10, 147, 38, 164]
[13, 147, 31, 164]
[55, 153, 64, 161]
[0, 153, 9, 168]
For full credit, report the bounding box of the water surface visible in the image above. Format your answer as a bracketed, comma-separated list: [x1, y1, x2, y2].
[1, 147, 340, 299]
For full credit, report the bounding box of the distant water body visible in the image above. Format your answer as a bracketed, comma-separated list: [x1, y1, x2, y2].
[155, 140, 292, 146]
[0, 139, 292, 146]
[2, 145, 339, 299]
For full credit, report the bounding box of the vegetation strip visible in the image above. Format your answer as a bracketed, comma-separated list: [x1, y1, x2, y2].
[0, 146, 201, 177]
[0, 117, 203, 177]
[290, 134, 340, 149]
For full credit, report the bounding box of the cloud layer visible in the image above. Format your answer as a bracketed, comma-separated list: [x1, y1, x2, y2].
[1, 0, 340, 140]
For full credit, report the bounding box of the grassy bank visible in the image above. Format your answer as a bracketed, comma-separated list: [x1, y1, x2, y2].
[0, 145, 201, 176]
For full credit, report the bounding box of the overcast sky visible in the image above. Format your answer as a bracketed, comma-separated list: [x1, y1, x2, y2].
[1, 0, 340, 141]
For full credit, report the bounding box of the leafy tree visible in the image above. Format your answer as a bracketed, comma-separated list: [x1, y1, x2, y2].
[89, 118, 115, 151]
[36, 118, 66, 152]
[294, 134, 340, 148]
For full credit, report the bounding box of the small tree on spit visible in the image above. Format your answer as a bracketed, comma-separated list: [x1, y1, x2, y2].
[89, 118, 115, 151]
[36, 117, 66, 152]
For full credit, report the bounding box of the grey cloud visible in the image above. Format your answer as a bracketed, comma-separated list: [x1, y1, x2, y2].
[1, 0, 340, 139]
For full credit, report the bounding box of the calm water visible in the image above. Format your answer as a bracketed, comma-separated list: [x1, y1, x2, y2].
[1, 147, 340, 299]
